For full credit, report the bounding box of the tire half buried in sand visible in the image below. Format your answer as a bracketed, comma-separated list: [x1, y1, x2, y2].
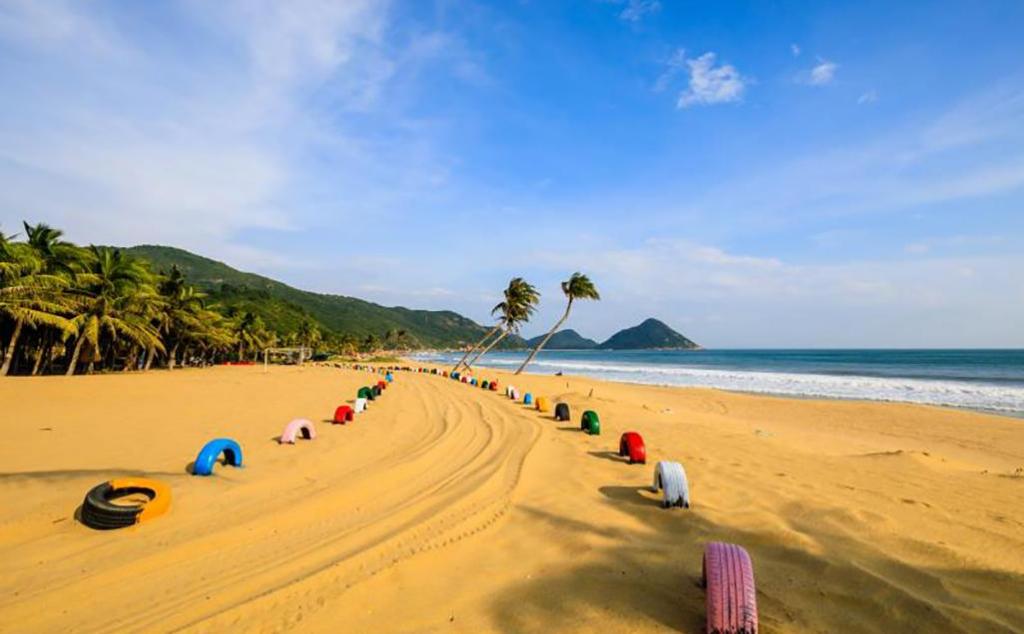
[192, 438, 243, 476]
[81, 478, 172, 530]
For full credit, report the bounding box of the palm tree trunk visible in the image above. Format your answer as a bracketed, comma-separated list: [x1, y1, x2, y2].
[0, 318, 25, 376]
[66, 336, 86, 376]
[515, 299, 573, 375]
[144, 346, 155, 371]
[466, 329, 508, 369]
[452, 325, 501, 373]
[168, 342, 180, 370]
[31, 341, 46, 376]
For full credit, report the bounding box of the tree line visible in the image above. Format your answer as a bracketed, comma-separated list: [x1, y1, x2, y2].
[0, 222, 403, 376]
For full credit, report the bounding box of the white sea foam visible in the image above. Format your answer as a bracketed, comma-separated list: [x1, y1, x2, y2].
[417, 353, 1024, 414]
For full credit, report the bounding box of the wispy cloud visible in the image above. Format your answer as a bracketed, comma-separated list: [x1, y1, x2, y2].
[668, 87, 1024, 227]
[0, 0, 484, 272]
[618, 0, 661, 22]
[858, 89, 879, 105]
[807, 58, 838, 85]
[659, 50, 747, 108]
[790, 43, 801, 57]
[519, 238, 1024, 346]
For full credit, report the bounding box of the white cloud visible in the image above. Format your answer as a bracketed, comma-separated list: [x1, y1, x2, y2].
[0, 0, 479, 269]
[517, 238, 1024, 347]
[808, 59, 838, 85]
[858, 89, 879, 105]
[618, 0, 661, 22]
[671, 51, 747, 108]
[790, 43, 801, 57]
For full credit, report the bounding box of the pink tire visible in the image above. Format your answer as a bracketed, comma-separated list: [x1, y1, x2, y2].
[703, 542, 758, 633]
[280, 419, 316, 444]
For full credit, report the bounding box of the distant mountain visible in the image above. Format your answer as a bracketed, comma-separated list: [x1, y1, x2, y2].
[124, 245, 526, 349]
[598, 318, 699, 350]
[525, 329, 599, 350]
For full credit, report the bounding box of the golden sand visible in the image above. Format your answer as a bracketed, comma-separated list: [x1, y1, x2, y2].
[1, 365, 1022, 632]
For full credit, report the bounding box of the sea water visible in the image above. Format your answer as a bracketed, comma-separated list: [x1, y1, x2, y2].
[414, 349, 1024, 416]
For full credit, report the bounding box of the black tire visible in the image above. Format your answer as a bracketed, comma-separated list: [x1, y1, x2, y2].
[81, 482, 146, 530]
[554, 403, 570, 421]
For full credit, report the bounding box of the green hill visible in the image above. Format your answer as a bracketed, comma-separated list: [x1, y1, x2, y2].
[597, 318, 700, 350]
[123, 245, 523, 349]
[525, 329, 598, 350]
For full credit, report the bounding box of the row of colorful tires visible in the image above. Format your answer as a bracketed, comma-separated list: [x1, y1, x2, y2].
[78, 369, 397, 531]
[439, 365, 758, 634]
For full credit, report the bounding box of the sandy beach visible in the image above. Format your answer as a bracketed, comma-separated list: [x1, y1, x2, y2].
[1, 364, 1022, 633]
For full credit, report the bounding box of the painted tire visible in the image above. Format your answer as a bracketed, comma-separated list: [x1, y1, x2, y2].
[554, 403, 570, 421]
[333, 405, 354, 424]
[619, 432, 646, 464]
[357, 386, 373, 400]
[372, 385, 382, 397]
[523, 393, 533, 405]
[193, 438, 243, 476]
[703, 542, 758, 634]
[280, 419, 316, 444]
[482, 380, 490, 389]
[489, 381, 498, 391]
[81, 478, 171, 530]
[377, 380, 387, 391]
[581, 410, 599, 431]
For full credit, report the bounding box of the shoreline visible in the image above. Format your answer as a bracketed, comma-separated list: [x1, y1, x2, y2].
[412, 353, 1024, 419]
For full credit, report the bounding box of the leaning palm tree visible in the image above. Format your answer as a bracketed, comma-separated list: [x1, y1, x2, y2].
[514, 272, 599, 375]
[453, 277, 541, 373]
[465, 278, 539, 370]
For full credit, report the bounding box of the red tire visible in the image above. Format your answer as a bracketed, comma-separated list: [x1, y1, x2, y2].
[333, 405, 354, 424]
[703, 542, 758, 634]
[619, 432, 646, 464]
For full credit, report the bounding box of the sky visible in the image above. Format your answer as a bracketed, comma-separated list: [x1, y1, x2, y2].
[1, 0, 1022, 347]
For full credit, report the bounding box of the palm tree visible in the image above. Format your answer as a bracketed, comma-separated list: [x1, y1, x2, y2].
[232, 311, 270, 361]
[451, 323, 502, 374]
[0, 236, 76, 376]
[19, 223, 84, 375]
[154, 266, 209, 369]
[515, 272, 599, 375]
[64, 247, 164, 375]
[452, 277, 541, 373]
[466, 278, 539, 370]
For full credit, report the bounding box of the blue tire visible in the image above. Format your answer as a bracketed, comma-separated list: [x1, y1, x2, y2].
[193, 438, 243, 476]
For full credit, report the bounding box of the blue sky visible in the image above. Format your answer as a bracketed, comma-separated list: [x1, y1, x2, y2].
[1, 0, 1022, 346]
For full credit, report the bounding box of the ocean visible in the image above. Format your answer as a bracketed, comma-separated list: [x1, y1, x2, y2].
[412, 349, 1024, 416]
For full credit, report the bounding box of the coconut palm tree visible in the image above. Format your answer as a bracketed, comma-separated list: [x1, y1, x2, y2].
[64, 246, 164, 375]
[20, 223, 87, 374]
[0, 237, 76, 376]
[514, 272, 599, 375]
[465, 278, 539, 370]
[453, 277, 541, 373]
[232, 311, 271, 361]
[451, 323, 502, 374]
[154, 267, 209, 369]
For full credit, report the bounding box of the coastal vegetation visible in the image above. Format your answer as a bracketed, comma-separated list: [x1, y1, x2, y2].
[0, 222, 441, 375]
